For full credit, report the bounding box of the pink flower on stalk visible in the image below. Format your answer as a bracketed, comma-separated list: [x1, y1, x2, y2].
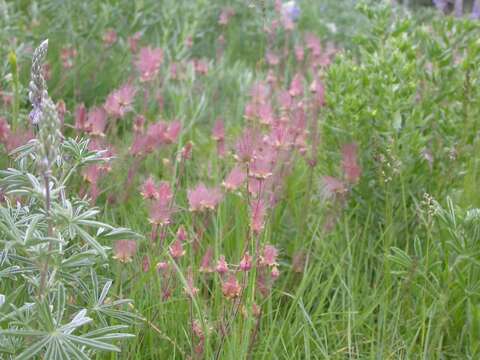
[142, 255, 150, 272]
[134, 115, 145, 133]
[199, 247, 214, 273]
[218, 7, 235, 25]
[60, 46, 77, 69]
[266, 51, 280, 66]
[271, 266, 280, 279]
[104, 84, 136, 119]
[216, 255, 229, 275]
[185, 269, 199, 298]
[140, 177, 158, 200]
[113, 240, 137, 263]
[103, 29, 117, 47]
[251, 199, 267, 235]
[74, 104, 87, 131]
[289, 73, 304, 97]
[193, 59, 209, 75]
[239, 252, 252, 271]
[149, 200, 174, 226]
[295, 45, 305, 61]
[136, 47, 164, 82]
[128, 32, 142, 53]
[169, 239, 185, 259]
[0, 117, 10, 144]
[223, 165, 246, 191]
[212, 119, 225, 141]
[235, 128, 259, 163]
[164, 120, 182, 144]
[260, 245, 278, 267]
[187, 184, 223, 212]
[305, 33, 322, 57]
[85, 107, 108, 136]
[341, 143, 361, 184]
[322, 176, 347, 199]
[310, 77, 325, 107]
[222, 275, 241, 299]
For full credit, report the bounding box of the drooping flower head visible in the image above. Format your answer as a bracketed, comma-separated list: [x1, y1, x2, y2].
[188, 184, 223, 212]
[113, 240, 137, 263]
[104, 83, 136, 119]
[136, 47, 164, 82]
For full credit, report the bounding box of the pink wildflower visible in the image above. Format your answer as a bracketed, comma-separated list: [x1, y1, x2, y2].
[223, 165, 246, 191]
[216, 255, 229, 275]
[194, 59, 209, 75]
[0, 117, 10, 144]
[156, 261, 169, 273]
[289, 73, 304, 97]
[140, 177, 158, 200]
[235, 128, 258, 163]
[341, 143, 361, 184]
[60, 46, 77, 69]
[271, 265, 280, 279]
[136, 47, 164, 82]
[251, 199, 267, 235]
[176, 226, 187, 242]
[113, 240, 137, 263]
[295, 45, 305, 61]
[149, 199, 174, 225]
[266, 51, 280, 66]
[187, 184, 223, 212]
[86, 107, 108, 136]
[199, 247, 214, 273]
[219, 7, 235, 25]
[239, 252, 252, 271]
[169, 239, 185, 259]
[322, 176, 347, 199]
[104, 83, 136, 119]
[185, 268, 199, 298]
[142, 255, 150, 272]
[222, 275, 241, 299]
[212, 119, 225, 141]
[260, 245, 278, 267]
[128, 32, 142, 53]
[165, 121, 182, 144]
[74, 104, 87, 131]
[103, 29, 117, 47]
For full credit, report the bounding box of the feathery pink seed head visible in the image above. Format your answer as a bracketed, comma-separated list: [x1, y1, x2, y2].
[261, 245, 278, 267]
[113, 240, 137, 263]
[223, 165, 247, 191]
[136, 46, 164, 82]
[216, 255, 229, 275]
[222, 275, 241, 299]
[239, 252, 253, 271]
[169, 239, 185, 259]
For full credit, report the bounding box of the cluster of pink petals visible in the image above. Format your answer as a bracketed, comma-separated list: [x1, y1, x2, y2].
[128, 32, 142, 53]
[103, 29, 117, 47]
[113, 240, 137, 263]
[260, 245, 279, 267]
[342, 143, 361, 184]
[141, 179, 174, 225]
[222, 275, 241, 299]
[187, 184, 223, 212]
[223, 165, 246, 191]
[218, 7, 235, 26]
[135, 46, 163, 82]
[130, 120, 181, 156]
[60, 46, 77, 69]
[104, 83, 136, 119]
[0, 118, 34, 153]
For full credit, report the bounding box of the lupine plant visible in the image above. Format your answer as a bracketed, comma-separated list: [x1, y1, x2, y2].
[0, 40, 141, 359]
